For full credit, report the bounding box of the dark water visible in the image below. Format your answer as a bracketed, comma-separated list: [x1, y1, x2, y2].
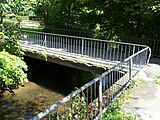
[0, 57, 95, 120]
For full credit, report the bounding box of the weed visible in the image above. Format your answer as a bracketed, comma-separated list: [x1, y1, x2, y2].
[155, 75, 160, 85]
[102, 78, 143, 120]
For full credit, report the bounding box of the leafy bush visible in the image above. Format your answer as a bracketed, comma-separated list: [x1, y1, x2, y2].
[0, 20, 24, 57]
[0, 51, 27, 91]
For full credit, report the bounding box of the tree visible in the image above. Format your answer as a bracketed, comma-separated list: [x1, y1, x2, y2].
[34, 0, 103, 31]
[0, 0, 37, 25]
[99, 0, 160, 39]
[0, 0, 28, 93]
[34, 0, 160, 39]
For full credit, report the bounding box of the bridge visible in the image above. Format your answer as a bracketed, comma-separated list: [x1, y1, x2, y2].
[20, 30, 151, 120]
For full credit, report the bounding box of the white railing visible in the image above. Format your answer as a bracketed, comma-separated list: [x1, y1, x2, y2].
[20, 30, 151, 120]
[21, 30, 148, 63]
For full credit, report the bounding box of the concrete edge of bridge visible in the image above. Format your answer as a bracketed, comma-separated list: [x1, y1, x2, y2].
[23, 47, 112, 73]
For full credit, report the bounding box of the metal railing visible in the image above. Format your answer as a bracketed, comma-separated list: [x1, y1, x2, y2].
[21, 30, 148, 63]
[120, 36, 160, 57]
[31, 47, 150, 120]
[20, 30, 151, 120]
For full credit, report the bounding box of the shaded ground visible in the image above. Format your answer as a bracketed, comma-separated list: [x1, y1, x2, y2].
[122, 58, 160, 120]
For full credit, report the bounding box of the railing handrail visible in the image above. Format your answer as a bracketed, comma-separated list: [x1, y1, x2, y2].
[124, 46, 151, 64]
[21, 30, 148, 48]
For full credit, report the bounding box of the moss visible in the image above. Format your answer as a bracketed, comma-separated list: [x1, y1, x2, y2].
[41, 51, 47, 61]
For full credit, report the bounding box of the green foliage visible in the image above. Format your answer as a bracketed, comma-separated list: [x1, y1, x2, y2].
[103, 104, 136, 120]
[41, 51, 47, 61]
[0, 51, 27, 87]
[155, 75, 160, 85]
[34, 0, 160, 39]
[0, 22, 24, 57]
[98, 0, 160, 39]
[34, 0, 101, 32]
[67, 93, 87, 120]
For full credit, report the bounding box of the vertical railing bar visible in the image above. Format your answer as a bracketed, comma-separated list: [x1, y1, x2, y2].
[90, 41, 93, 57]
[111, 71, 114, 99]
[66, 37, 68, 52]
[84, 39, 86, 55]
[93, 41, 96, 58]
[75, 38, 77, 54]
[73, 38, 75, 53]
[61, 36, 63, 49]
[51, 35, 52, 48]
[79, 39, 81, 54]
[113, 44, 116, 61]
[99, 78, 102, 119]
[35, 33, 37, 44]
[35, 33, 37, 45]
[44, 33, 46, 48]
[86, 88, 89, 119]
[106, 43, 109, 60]
[103, 42, 106, 60]
[54, 36, 56, 48]
[69, 38, 71, 53]
[124, 45, 127, 59]
[91, 86, 92, 104]
[88, 40, 90, 56]
[71, 38, 73, 53]
[102, 76, 104, 92]
[120, 44, 123, 62]
[128, 45, 131, 58]
[129, 58, 133, 81]
[99, 42, 102, 59]
[116, 44, 119, 61]
[96, 41, 99, 58]
[109, 43, 112, 60]
[82, 38, 84, 56]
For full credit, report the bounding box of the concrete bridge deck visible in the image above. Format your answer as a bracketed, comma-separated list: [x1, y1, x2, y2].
[22, 41, 119, 73]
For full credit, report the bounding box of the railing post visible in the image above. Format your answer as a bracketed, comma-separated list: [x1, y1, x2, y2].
[129, 58, 133, 80]
[81, 38, 84, 56]
[99, 78, 103, 119]
[44, 33, 47, 48]
[29, 33, 31, 45]
[132, 45, 135, 55]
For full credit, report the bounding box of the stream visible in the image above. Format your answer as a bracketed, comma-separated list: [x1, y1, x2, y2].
[0, 57, 95, 120]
